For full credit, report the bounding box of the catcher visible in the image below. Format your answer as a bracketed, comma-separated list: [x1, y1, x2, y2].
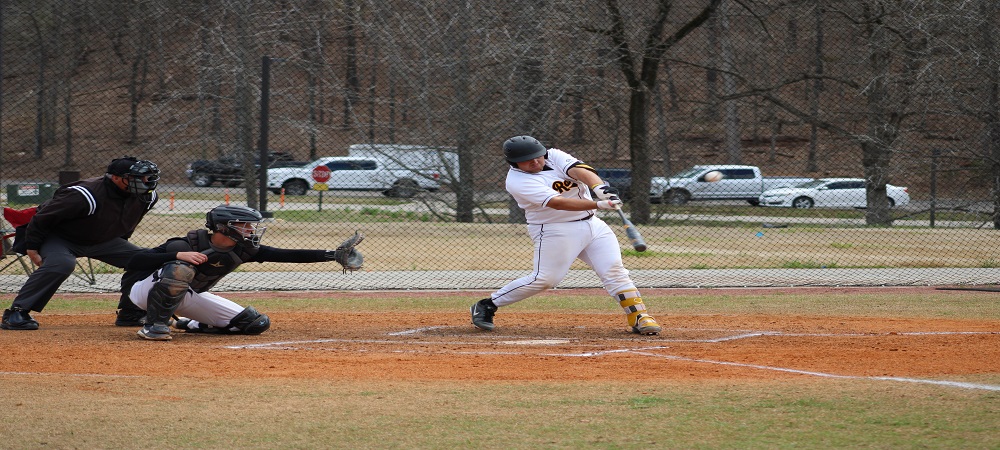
[122, 204, 364, 341]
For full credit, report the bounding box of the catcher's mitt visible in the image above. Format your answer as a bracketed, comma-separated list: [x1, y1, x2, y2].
[326, 230, 364, 273]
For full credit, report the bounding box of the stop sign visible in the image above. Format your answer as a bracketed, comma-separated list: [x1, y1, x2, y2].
[312, 165, 331, 182]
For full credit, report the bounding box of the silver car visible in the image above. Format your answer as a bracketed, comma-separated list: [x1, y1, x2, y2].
[758, 178, 910, 209]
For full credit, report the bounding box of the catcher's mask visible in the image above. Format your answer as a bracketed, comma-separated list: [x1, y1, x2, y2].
[107, 157, 160, 195]
[206, 205, 266, 247]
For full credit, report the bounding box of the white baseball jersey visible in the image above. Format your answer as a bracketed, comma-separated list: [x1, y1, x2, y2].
[505, 148, 594, 224]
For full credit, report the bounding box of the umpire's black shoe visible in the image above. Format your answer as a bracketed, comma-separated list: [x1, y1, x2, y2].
[114, 308, 147, 327]
[1, 307, 40, 330]
[471, 298, 497, 331]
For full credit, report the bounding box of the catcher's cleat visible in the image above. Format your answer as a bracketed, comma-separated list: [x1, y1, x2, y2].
[172, 317, 193, 330]
[470, 298, 497, 331]
[631, 313, 661, 336]
[114, 308, 147, 327]
[137, 323, 172, 341]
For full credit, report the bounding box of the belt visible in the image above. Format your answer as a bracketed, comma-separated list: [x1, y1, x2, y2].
[528, 214, 594, 226]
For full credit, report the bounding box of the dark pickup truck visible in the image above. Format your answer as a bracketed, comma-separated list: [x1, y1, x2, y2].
[185, 152, 307, 187]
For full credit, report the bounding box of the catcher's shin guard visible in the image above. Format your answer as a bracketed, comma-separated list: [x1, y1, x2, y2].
[138, 262, 194, 341]
[616, 290, 661, 335]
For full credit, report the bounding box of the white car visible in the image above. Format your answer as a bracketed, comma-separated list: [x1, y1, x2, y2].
[758, 178, 910, 209]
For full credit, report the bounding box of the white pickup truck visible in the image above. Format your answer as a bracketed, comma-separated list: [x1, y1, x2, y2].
[649, 165, 814, 206]
[266, 156, 444, 197]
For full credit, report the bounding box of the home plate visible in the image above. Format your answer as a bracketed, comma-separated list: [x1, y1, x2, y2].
[499, 339, 570, 345]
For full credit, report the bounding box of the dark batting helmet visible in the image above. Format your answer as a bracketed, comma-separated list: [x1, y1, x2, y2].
[503, 136, 547, 167]
[206, 205, 266, 247]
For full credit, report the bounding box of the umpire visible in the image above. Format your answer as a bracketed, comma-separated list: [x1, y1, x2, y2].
[1, 156, 159, 331]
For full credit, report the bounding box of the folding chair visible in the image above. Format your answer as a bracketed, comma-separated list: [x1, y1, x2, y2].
[1, 206, 97, 284]
[1, 228, 33, 275]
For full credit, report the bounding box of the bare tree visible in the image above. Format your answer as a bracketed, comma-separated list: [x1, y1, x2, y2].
[742, 1, 932, 226]
[588, 0, 722, 224]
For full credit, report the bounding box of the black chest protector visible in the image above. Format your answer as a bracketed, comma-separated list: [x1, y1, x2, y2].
[185, 229, 259, 292]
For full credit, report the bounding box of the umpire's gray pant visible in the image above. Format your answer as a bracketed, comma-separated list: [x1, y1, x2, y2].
[10, 235, 143, 312]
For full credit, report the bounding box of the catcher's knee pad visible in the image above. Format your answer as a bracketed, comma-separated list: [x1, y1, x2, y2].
[615, 289, 647, 327]
[157, 261, 196, 296]
[226, 305, 270, 335]
[151, 263, 195, 306]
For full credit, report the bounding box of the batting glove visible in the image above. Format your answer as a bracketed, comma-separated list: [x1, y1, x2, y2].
[591, 183, 619, 201]
[596, 199, 623, 210]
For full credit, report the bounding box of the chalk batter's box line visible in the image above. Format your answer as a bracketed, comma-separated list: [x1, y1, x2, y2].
[225, 327, 997, 350]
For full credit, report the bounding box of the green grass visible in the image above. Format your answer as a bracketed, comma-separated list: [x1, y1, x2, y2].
[2, 376, 995, 449]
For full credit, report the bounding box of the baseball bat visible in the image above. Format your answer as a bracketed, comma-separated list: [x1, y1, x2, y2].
[616, 208, 647, 252]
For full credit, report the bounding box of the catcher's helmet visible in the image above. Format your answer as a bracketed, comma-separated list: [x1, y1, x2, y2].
[206, 205, 266, 247]
[503, 136, 547, 167]
[107, 156, 160, 195]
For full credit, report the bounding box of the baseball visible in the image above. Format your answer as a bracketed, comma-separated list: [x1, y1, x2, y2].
[704, 170, 723, 182]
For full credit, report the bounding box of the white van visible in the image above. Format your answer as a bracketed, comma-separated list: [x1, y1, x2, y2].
[347, 144, 460, 185]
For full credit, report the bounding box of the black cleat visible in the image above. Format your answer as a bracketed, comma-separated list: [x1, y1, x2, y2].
[114, 308, 147, 327]
[470, 298, 497, 331]
[2, 307, 39, 330]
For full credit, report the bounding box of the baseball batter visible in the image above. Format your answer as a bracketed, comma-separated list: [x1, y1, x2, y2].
[470, 135, 661, 335]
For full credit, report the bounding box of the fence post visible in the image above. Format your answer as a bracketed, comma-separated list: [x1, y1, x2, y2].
[929, 148, 940, 228]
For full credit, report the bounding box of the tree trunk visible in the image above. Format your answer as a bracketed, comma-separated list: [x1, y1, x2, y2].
[629, 85, 653, 223]
[719, 1, 741, 164]
[807, 2, 825, 173]
[32, 11, 48, 159]
[449, 0, 476, 223]
[343, 0, 359, 128]
[233, 1, 258, 208]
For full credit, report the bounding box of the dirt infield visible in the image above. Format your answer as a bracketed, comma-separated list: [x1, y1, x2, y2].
[3, 288, 997, 388]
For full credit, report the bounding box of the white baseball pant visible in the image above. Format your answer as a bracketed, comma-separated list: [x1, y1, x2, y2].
[490, 216, 636, 306]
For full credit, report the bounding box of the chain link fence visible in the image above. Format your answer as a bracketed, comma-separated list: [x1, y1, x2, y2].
[1, 0, 998, 292]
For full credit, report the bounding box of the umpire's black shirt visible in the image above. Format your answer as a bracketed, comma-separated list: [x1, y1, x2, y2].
[24, 175, 157, 251]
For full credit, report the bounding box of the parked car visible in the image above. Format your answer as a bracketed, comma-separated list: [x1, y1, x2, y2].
[758, 178, 910, 209]
[649, 165, 814, 205]
[186, 151, 307, 187]
[595, 168, 632, 201]
[266, 156, 444, 197]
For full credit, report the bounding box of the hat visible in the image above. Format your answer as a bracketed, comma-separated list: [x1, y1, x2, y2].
[107, 156, 139, 176]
